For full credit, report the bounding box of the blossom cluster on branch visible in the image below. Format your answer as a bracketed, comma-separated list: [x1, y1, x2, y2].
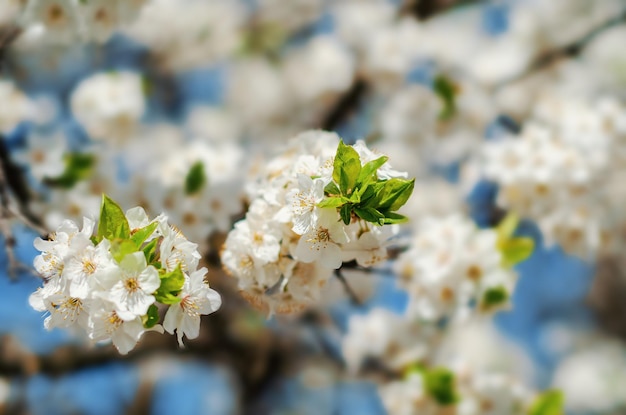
[29, 195, 221, 353]
[222, 131, 413, 314]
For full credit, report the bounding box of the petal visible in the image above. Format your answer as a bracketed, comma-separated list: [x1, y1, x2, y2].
[319, 243, 342, 269]
[163, 304, 181, 335]
[125, 291, 155, 316]
[125, 207, 149, 229]
[138, 266, 160, 293]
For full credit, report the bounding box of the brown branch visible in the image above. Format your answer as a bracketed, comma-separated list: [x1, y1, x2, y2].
[0, 25, 21, 75]
[495, 8, 626, 89]
[321, 77, 368, 131]
[0, 136, 47, 277]
[335, 267, 362, 305]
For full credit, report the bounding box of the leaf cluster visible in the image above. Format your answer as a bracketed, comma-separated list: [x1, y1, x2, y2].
[318, 140, 414, 226]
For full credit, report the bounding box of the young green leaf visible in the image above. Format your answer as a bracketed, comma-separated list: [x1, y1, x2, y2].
[480, 286, 509, 311]
[44, 153, 94, 188]
[155, 266, 185, 304]
[354, 207, 384, 224]
[497, 213, 520, 243]
[98, 195, 131, 241]
[142, 238, 158, 264]
[528, 390, 564, 415]
[110, 240, 138, 263]
[155, 291, 181, 305]
[158, 266, 185, 293]
[357, 156, 388, 186]
[361, 181, 386, 208]
[378, 178, 415, 211]
[130, 222, 159, 248]
[333, 140, 361, 195]
[142, 304, 160, 328]
[380, 211, 409, 225]
[424, 367, 459, 406]
[324, 181, 341, 196]
[433, 74, 458, 120]
[317, 196, 346, 209]
[185, 161, 206, 195]
[499, 237, 534, 268]
[340, 204, 352, 225]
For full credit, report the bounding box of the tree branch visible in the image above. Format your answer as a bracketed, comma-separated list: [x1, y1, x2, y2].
[495, 8, 626, 89]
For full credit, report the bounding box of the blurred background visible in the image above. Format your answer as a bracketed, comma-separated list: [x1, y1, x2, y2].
[1, 0, 626, 414]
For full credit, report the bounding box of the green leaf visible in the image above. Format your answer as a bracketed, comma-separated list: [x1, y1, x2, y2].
[361, 182, 386, 208]
[424, 367, 459, 406]
[340, 204, 352, 225]
[324, 181, 341, 196]
[185, 161, 206, 195]
[480, 286, 509, 311]
[44, 153, 94, 188]
[380, 211, 409, 225]
[142, 238, 158, 264]
[433, 74, 458, 120]
[155, 265, 185, 305]
[528, 390, 564, 415]
[317, 196, 345, 209]
[357, 156, 388, 186]
[110, 239, 138, 263]
[378, 178, 415, 211]
[333, 140, 361, 196]
[500, 237, 534, 268]
[98, 195, 131, 241]
[130, 222, 158, 248]
[155, 292, 181, 305]
[142, 304, 159, 328]
[354, 207, 384, 224]
[497, 213, 519, 243]
[159, 266, 185, 292]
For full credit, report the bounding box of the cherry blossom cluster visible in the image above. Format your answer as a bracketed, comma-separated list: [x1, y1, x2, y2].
[342, 307, 558, 415]
[17, 0, 148, 44]
[222, 130, 413, 314]
[482, 94, 626, 258]
[29, 195, 221, 354]
[11, 70, 245, 249]
[341, 212, 538, 415]
[395, 214, 531, 322]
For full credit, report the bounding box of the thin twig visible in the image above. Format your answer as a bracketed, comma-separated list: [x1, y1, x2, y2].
[335, 267, 362, 306]
[0, 25, 21, 75]
[495, 8, 626, 89]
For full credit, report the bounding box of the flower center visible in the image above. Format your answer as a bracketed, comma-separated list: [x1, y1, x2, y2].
[124, 277, 140, 292]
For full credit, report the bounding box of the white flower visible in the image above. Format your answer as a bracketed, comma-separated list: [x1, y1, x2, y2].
[163, 268, 221, 347]
[63, 239, 118, 299]
[341, 224, 395, 267]
[396, 215, 516, 321]
[342, 308, 432, 373]
[13, 131, 67, 182]
[36, 291, 90, 332]
[98, 252, 160, 316]
[88, 299, 151, 355]
[159, 225, 201, 273]
[80, 0, 121, 42]
[33, 217, 95, 279]
[293, 208, 348, 269]
[70, 71, 145, 141]
[0, 80, 33, 134]
[379, 372, 433, 415]
[286, 174, 325, 235]
[21, 0, 82, 44]
[284, 36, 355, 103]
